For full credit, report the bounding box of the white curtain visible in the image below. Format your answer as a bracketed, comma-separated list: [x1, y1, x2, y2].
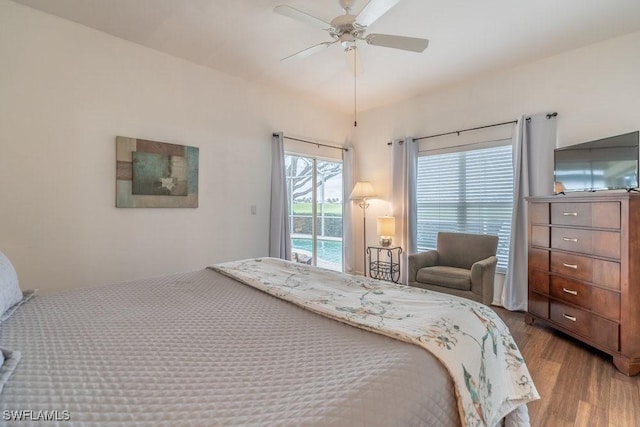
[269, 132, 291, 260]
[342, 146, 355, 274]
[502, 114, 557, 310]
[391, 137, 418, 284]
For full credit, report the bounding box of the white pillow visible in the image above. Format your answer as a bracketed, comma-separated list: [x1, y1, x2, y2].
[0, 250, 23, 318]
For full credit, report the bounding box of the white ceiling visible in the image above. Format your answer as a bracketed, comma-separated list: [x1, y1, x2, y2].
[12, 0, 640, 113]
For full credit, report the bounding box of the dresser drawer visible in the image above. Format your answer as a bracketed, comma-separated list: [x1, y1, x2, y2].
[550, 202, 620, 228]
[592, 230, 621, 259]
[592, 259, 620, 290]
[550, 275, 591, 309]
[529, 269, 549, 295]
[531, 225, 549, 247]
[529, 292, 549, 319]
[551, 203, 593, 226]
[550, 301, 590, 336]
[529, 202, 549, 224]
[549, 301, 619, 351]
[592, 202, 621, 229]
[551, 227, 593, 253]
[547, 250, 620, 291]
[550, 252, 592, 282]
[551, 227, 620, 259]
[591, 316, 619, 352]
[591, 286, 620, 321]
[528, 247, 549, 271]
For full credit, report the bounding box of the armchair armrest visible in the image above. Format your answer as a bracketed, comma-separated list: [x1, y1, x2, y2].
[470, 256, 498, 305]
[408, 251, 438, 283]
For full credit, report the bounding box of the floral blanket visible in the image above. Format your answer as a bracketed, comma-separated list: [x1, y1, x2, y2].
[209, 258, 539, 427]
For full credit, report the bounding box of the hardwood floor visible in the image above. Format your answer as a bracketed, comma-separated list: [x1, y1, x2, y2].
[494, 307, 640, 426]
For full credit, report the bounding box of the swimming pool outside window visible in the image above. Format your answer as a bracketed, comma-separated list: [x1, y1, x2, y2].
[285, 154, 343, 271]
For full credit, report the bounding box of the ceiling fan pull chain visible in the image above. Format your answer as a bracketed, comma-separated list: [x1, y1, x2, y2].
[354, 48, 357, 127]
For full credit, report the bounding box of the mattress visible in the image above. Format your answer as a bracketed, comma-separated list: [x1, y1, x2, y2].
[0, 268, 461, 426]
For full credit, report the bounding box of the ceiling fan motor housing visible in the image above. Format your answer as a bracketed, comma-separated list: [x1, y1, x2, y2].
[330, 14, 358, 32]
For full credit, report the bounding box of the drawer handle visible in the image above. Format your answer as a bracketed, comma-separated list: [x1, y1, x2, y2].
[562, 263, 578, 270]
[563, 212, 578, 216]
[562, 287, 578, 296]
[563, 313, 577, 322]
[562, 237, 578, 242]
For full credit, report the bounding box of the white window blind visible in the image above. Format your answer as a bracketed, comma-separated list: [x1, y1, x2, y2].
[416, 142, 513, 272]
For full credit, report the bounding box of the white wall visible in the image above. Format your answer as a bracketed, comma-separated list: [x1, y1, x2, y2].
[350, 31, 640, 293]
[3, 1, 639, 295]
[0, 0, 349, 293]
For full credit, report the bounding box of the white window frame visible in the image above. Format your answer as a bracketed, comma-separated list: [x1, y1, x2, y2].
[415, 138, 513, 273]
[285, 152, 344, 271]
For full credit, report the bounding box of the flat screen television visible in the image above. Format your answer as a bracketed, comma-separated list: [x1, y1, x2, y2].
[554, 131, 639, 193]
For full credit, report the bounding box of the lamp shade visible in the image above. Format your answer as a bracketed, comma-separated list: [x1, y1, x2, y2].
[377, 216, 395, 236]
[350, 181, 377, 200]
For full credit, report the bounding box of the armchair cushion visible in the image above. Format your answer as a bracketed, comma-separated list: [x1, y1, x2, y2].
[416, 266, 471, 291]
[407, 250, 438, 283]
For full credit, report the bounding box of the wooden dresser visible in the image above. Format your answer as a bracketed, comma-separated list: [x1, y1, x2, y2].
[526, 193, 640, 376]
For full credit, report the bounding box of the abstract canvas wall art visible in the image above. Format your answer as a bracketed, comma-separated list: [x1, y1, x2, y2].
[116, 136, 199, 208]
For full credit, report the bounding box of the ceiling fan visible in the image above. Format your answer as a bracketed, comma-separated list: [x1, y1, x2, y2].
[274, 0, 429, 61]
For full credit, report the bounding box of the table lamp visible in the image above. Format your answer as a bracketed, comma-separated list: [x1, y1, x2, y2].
[377, 216, 395, 247]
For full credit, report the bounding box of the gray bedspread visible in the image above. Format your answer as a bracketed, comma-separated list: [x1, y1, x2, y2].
[0, 269, 460, 426]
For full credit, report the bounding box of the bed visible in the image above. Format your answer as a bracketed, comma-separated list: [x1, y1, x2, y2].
[0, 254, 538, 426]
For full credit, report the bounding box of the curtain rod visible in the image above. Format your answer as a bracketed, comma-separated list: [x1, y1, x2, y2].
[386, 112, 558, 145]
[414, 119, 518, 141]
[275, 133, 348, 152]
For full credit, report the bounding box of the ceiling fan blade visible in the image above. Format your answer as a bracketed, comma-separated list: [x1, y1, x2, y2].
[281, 41, 336, 61]
[346, 48, 364, 75]
[366, 34, 429, 52]
[274, 5, 333, 31]
[355, 0, 401, 27]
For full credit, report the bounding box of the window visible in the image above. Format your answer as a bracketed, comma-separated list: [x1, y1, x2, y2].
[415, 141, 513, 272]
[285, 154, 343, 271]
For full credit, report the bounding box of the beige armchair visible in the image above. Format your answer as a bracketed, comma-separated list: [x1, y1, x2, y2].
[408, 232, 498, 305]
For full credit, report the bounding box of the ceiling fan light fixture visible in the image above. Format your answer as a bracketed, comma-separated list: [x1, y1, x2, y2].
[339, 33, 356, 50]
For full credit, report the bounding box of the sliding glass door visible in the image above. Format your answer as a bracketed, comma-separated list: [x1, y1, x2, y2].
[285, 154, 343, 271]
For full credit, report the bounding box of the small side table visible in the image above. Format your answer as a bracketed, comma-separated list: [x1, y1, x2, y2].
[367, 246, 403, 283]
